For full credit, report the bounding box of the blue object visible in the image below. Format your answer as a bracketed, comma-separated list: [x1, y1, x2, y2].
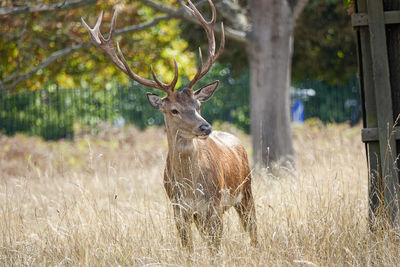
[292, 99, 304, 122]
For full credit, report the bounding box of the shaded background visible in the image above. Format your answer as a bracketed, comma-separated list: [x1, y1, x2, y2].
[0, 0, 358, 140]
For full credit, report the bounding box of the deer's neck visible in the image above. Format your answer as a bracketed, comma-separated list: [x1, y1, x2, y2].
[165, 119, 200, 179]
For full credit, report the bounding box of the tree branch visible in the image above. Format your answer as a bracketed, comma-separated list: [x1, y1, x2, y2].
[138, 0, 249, 44]
[1, 43, 91, 91]
[0, 15, 171, 90]
[139, 0, 182, 16]
[0, 0, 97, 16]
[16, 18, 28, 71]
[214, 0, 250, 32]
[293, 0, 309, 21]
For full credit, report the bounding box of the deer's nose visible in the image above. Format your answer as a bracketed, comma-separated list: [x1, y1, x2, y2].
[199, 124, 212, 135]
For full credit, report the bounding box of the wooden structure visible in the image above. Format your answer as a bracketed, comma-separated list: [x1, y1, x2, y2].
[353, 0, 400, 225]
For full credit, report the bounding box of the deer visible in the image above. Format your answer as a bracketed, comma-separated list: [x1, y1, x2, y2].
[82, 0, 257, 252]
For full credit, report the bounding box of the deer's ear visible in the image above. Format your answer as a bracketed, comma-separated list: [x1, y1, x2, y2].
[194, 81, 219, 102]
[146, 93, 163, 109]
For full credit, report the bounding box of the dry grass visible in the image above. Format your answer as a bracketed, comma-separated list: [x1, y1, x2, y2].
[1, 122, 399, 266]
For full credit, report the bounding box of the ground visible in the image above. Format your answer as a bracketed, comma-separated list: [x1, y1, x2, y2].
[1, 121, 399, 266]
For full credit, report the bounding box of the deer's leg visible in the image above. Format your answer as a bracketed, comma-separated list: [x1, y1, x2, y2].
[193, 212, 207, 238]
[173, 204, 193, 252]
[193, 208, 223, 252]
[207, 212, 223, 251]
[234, 189, 258, 247]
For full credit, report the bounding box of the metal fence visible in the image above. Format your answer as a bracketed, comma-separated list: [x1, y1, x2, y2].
[0, 85, 164, 140]
[292, 77, 361, 125]
[0, 78, 361, 140]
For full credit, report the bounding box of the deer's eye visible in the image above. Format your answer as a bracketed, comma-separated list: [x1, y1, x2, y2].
[171, 109, 179, 115]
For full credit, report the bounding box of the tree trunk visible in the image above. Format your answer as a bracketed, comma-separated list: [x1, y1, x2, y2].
[247, 0, 295, 167]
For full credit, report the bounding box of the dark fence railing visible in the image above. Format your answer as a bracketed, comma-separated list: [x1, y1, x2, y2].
[0, 85, 165, 140]
[0, 76, 361, 140]
[292, 77, 361, 125]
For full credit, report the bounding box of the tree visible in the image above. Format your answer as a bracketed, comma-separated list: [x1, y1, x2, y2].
[0, 0, 195, 91]
[1, 0, 310, 167]
[246, 0, 308, 166]
[293, 0, 356, 84]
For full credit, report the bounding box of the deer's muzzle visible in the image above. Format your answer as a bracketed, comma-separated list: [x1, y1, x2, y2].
[197, 124, 212, 138]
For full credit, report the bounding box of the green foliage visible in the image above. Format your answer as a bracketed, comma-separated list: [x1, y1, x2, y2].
[1, 0, 357, 91]
[293, 0, 356, 84]
[344, 0, 353, 8]
[181, 0, 357, 84]
[0, 0, 194, 91]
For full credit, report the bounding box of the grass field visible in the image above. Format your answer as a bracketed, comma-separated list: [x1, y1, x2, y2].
[1, 122, 399, 266]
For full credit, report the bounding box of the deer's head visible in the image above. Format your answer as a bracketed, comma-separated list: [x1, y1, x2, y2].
[82, 0, 224, 139]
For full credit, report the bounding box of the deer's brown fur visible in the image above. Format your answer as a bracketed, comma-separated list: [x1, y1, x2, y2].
[158, 88, 257, 251]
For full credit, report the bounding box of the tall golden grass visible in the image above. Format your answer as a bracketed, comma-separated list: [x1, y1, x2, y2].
[1, 122, 399, 266]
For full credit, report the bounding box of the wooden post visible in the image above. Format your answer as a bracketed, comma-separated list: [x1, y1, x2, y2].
[354, 0, 400, 226]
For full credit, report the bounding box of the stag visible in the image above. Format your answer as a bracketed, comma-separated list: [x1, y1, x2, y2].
[82, 0, 257, 251]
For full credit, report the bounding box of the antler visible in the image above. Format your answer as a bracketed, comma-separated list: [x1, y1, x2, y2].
[81, 9, 178, 94]
[183, 0, 225, 89]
